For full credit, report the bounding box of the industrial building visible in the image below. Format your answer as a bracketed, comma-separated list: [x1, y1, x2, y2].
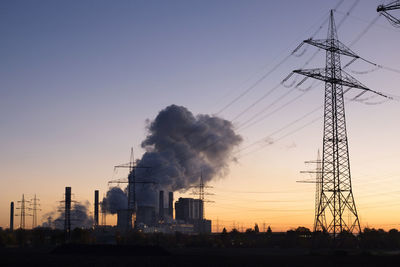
[116, 209, 132, 231]
[175, 197, 211, 234]
[115, 190, 211, 234]
[175, 197, 204, 221]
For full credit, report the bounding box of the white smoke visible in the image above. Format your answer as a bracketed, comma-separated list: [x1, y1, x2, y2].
[103, 105, 242, 210]
[42, 201, 94, 229]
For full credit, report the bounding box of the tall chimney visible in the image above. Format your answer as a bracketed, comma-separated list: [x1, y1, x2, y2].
[10, 202, 14, 231]
[168, 192, 173, 218]
[159, 191, 164, 220]
[65, 187, 71, 240]
[94, 190, 99, 227]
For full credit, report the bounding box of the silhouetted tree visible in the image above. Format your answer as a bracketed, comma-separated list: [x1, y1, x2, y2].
[254, 224, 259, 233]
[295, 227, 311, 236]
[230, 228, 239, 235]
[245, 228, 253, 234]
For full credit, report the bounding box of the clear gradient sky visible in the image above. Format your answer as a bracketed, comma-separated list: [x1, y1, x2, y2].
[1, 0, 400, 232]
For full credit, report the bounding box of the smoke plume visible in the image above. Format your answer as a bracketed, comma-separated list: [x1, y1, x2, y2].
[101, 187, 127, 214]
[103, 104, 242, 210]
[42, 201, 94, 229]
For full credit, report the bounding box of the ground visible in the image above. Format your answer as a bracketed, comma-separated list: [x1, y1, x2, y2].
[2, 246, 400, 267]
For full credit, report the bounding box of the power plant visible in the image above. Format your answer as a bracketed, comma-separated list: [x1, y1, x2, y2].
[102, 146, 214, 234]
[112, 190, 211, 234]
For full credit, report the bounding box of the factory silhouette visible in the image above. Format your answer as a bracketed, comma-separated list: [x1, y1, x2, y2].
[62, 186, 212, 239]
[110, 188, 211, 234]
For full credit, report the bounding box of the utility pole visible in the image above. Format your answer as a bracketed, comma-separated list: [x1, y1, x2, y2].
[291, 10, 391, 236]
[377, 1, 400, 27]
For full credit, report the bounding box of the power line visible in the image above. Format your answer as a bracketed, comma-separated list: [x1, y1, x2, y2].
[237, 88, 319, 131]
[228, 3, 365, 132]
[214, 1, 345, 116]
[232, 9, 394, 151]
[237, 105, 323, 154]
[215, 54, 292, 115]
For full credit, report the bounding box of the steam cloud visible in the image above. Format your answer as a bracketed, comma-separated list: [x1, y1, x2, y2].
[103, 104, 242, 210]
[101, 187, 127, 214]
[42, 201, 94, 229]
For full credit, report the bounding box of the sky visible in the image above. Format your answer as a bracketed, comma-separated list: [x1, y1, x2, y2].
[1, 0, 400, 232]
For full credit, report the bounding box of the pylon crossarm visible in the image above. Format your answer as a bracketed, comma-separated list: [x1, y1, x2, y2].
[293, 68, 392, 99]
[381, 12, 400, 27]
[340, 70, 393, 99]
[377, 1, 400, 27]
[304, 39, 359, 58]
[377, 1, 400, 12]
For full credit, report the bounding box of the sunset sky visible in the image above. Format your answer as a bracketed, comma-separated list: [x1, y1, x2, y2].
[1, 0, 400, 232]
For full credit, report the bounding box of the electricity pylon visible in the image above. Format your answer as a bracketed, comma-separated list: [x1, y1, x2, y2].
[377, 1, 400, 27]
[292, 10, 391, 235]
[31, 194, 41, 228]
[190, 172, 214, 219]
[313, 151, 325, 232]
[298, 150, 326, 232]
[16, 194, 31, 229]
[108, 148, 154, 228]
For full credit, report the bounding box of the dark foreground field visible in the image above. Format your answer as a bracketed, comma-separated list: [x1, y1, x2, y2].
[2, 245, 400, 267]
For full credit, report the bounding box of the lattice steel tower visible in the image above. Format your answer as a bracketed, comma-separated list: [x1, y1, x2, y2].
[293, 11, 390, 235]
[312, 151, 326, 232]
[31, 194, 41, 229]
[108, 148, 154, 229]
[16, 194, 28, 229]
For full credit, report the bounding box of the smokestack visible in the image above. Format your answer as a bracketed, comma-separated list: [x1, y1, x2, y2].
[168, 192, 173, 218]
[159, 191, 164, 220]
[65, 187, 71, 238]
[10, 202, 14, 231]
[94, 190, 99, 226]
